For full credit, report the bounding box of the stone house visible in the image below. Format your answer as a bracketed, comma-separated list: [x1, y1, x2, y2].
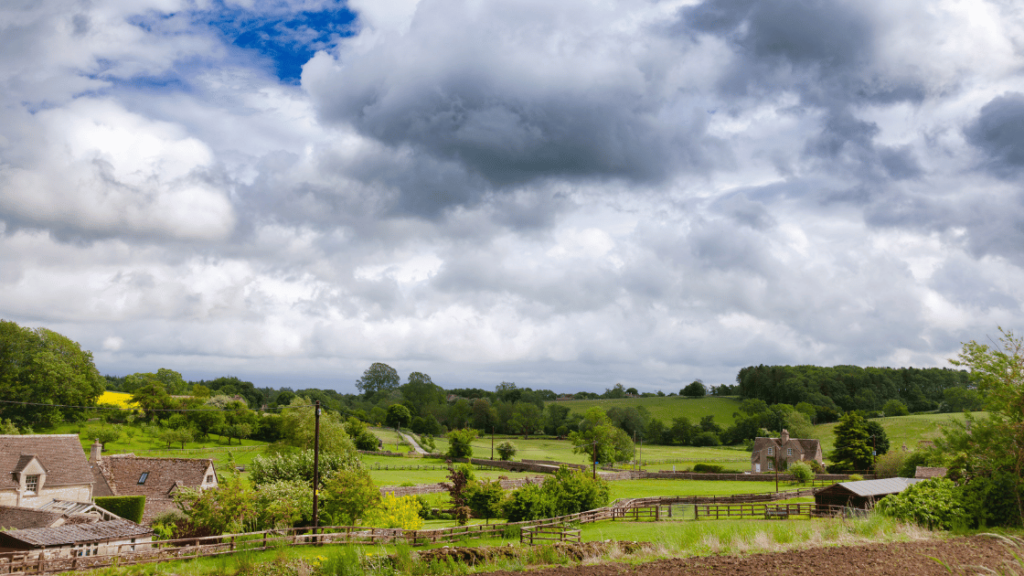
[90, 443, 218, 524]
[0, 435, 94, 508]
[749, 429, 823, 473]
[0, 519, 152, 557]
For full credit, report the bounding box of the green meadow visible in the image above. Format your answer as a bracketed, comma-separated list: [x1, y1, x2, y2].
[812, 411, 981, 456]
[547, 396, 744, 427]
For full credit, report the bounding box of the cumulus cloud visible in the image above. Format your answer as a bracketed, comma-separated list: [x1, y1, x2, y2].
[1, 0, 1024, 391]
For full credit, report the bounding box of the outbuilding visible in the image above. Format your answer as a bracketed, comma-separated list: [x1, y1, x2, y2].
[0, 519, 152, 557]
[814, 477, 925, 512]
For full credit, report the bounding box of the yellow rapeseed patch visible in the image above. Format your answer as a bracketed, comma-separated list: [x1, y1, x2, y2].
[98, 391, 137, 408]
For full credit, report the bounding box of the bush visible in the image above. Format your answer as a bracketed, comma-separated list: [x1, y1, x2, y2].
[446, 429, 478, 459]
[882, 399, 910, 417]
[848, 473, 864, 481]
[501, 466, 609, 522]
[876, 478, 970, 530]
[692, 463, 725, 473]
[873, 450, 908, 479]
[95, 496, 146, 524]
[363, 494, 424, 530]
[496, 441, 517, 461]
[789, 462, 814, 483]
[692, 431, 721, 447]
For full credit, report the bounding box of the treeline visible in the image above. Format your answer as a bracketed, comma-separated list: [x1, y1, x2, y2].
[736, 365, 975, 414]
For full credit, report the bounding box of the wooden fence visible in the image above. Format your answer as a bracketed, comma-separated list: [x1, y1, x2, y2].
[520, 522, 581, 545]
[0, 487, 824, 574]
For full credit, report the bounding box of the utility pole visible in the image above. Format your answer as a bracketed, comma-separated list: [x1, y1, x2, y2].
[639, 435, 643, 473]
[871, 434, 877, 469]
[592, 441, 598, 479]
[491, 427, 494, 460]
[774, 452, 779, 493]
[312, 400, 321, 534]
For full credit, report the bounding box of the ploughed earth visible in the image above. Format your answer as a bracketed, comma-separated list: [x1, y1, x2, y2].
[434, 536, 1015, 576]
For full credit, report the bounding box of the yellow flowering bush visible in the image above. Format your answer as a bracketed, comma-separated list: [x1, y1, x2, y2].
[363, 494, 424, 530]
[98, 391, 137, 408]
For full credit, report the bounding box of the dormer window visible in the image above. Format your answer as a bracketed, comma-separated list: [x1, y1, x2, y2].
[25, 475, 39, 493]
[138, 472, 149, 485]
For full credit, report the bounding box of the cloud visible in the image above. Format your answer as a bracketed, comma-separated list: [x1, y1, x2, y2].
[2, 0, 1024, 393]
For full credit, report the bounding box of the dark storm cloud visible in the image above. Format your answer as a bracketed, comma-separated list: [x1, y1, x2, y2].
[965, 92, 1024, 178]
[302, 1, 723, 217]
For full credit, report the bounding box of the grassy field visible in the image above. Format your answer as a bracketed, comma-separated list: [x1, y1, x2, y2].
[430, 436, 750, 466]
[79, 513, 919, 576]
[812, 411, 981, 456]
[546, 396, 744, 427]
[606, 479, 804, 500]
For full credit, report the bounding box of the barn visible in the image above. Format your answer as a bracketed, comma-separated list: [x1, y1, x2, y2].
[814, 477, 926, 512]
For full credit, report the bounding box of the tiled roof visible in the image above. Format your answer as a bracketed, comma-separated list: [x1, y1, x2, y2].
[836, 477, 925, 497]
[0, 506, 63, 530]
[0, 435, 94, 490]
[750, 436, 821, 457]
[0, 520, 151, 547]
[95, 456, 213, 498]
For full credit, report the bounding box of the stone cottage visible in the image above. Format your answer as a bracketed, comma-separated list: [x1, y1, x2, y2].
[90, 443, 218, 524]
[749, 429, 823, 473]
[0, 435, 95, 508]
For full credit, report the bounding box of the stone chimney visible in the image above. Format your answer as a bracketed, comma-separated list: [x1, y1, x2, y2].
[780, 428, 790, 444]
[90, 439, 102, 463]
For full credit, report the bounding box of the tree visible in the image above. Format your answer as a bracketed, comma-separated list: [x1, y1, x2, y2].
[447, 428, 478, 459]
[279, 397, 357, 458]
[789, 462, 815, 483]
[249, 450, 358, 487]
[942, 328, 1024, 526]
[159, 427, 194, 449]
[464, 479, 505, 524]
[682, 380, 706, 397]
[385, 404, 412, 430]
[883, 399, 909, 417]
[320, 468, 380, 525]
[355, 363, 400, 398]
[568, 408, 634, 466]
[864, 420, 890, 456]
[876, 478, 970, 530]
[509, 403, 542, 438]
[400, 372, 445, 413]
[0, 321, 105, 427]
[85, 425, 123, 450]
[829, 412, 873, 472]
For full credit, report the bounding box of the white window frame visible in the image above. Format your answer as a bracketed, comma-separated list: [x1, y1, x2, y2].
[787, 448, 793, 456]
[767, 447, 773, 456]
[25, 475, 39, 493]
[767, 460, 774, 471]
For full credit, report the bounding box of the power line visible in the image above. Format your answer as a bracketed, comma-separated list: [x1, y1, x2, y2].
[0, 399, 311, 413]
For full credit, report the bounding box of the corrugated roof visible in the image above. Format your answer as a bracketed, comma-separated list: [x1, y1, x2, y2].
[837, 477, 925, 497]
[0, 520, 151, 547]
[0, 435, 94, 490]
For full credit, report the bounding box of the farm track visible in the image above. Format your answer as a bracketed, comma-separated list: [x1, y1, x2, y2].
[476, 536, 1015, 576]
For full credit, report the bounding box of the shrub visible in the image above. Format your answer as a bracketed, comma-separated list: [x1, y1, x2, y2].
[364, 494, 424, 530]
[320, 468, 380, 525]
[896, 449, 945, 479]
[249, 450, 359, 487]
[464, 479, 505, 522]
[848, 473, 864, 481]
[692, 431, 720, 447]
[876, 478, 970, 530]
[446, 429, 478, 459]
[788, 462, 814, 483]
[873, 450, 908, 479]
[496, 441, 517, 461]
[692, 463, 724, 473]
[882, 399, 910, 417]
[502, 467, 609, 522]
[95, 496, 145, 524]
[502, 482, 555, 522]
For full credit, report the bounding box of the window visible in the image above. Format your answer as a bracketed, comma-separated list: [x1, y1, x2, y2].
[787, 448, 793, 456]
[767, 460, 774, 471]
[767, 447, 773, 456]
[138, 472, 149, 485]
[25, 475, 39, 493]
[206, 475, 214, 484]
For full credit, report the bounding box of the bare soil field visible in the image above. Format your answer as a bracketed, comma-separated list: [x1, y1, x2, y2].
[478, 536, 1015, 576]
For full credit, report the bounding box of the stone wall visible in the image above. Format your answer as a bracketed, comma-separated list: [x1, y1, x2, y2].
[448, 458, 563, 474]
[648, 471, 872, 481]
[520, 459, 587, 470]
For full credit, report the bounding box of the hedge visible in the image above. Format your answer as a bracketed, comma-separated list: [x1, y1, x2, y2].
[95, 496, 146, 524]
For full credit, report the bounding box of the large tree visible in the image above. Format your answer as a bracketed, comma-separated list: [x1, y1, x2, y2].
[829, 412, 873, 472]
[943, 328, 1024, 526]
[0, 321, 105, 427]
[569, 407, 634, 466]
[355, 363, 401, 398]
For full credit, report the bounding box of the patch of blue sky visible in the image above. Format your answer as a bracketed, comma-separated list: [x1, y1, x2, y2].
[205, 3, 357, 83]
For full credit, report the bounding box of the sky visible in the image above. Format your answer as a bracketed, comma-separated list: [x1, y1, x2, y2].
[2, 0, 1024, 395]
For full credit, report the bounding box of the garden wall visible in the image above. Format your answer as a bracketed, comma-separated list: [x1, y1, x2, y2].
[648, 471, 872, 481]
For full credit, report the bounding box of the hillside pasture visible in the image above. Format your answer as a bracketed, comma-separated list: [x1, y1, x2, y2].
[546, 396, 744, 427]
[812, 411, 981, 456]
[428, 436, 750, 468]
